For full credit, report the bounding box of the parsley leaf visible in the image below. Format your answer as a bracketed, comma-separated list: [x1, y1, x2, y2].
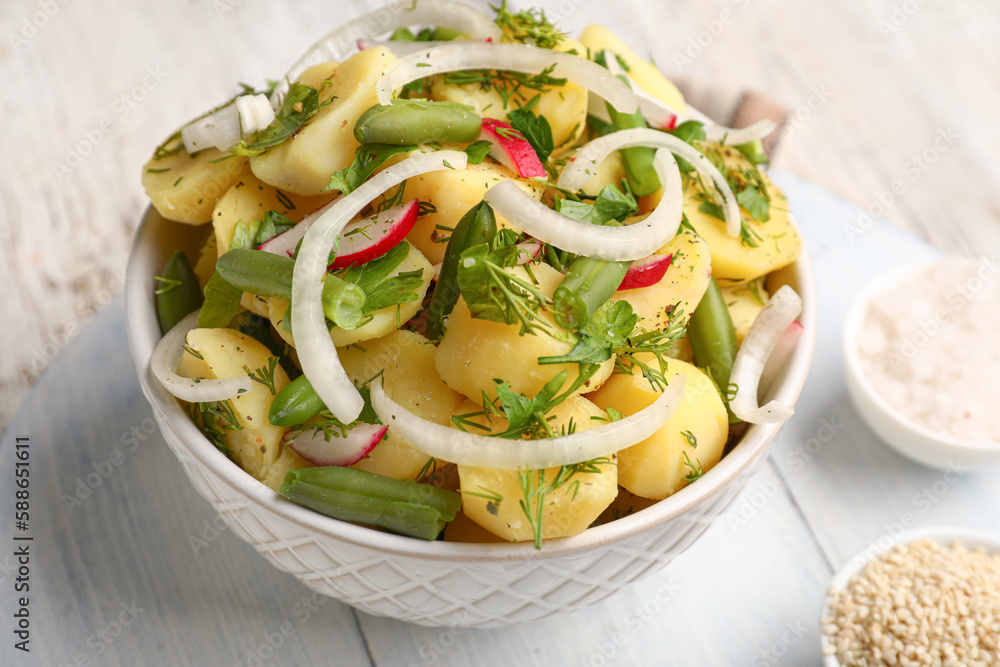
[464, 140, 493, 165]
[736, 185, 770, 222]
[537, 300, 638, 365]
[555, 181, 638, 225]
[327, 144, 417, 194]
[338, 242, 424, 315]
[256, 210, 295, 246]
[197, 273, 244, 328]
[456, 243, 556, 336]
[229, 83, 332, 157]
[508, 104, 554, 163]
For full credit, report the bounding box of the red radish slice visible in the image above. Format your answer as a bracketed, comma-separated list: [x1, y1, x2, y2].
[258, 199, 419, 269]
[759, 320, 804, 394]
[480, 119, 547, 179]
[258, 199, 339, 257]
[328, 199, 419, 269]
[288, 423, 389, 467]
[618, 254, 672, 290]
[515, 240, 543, 265]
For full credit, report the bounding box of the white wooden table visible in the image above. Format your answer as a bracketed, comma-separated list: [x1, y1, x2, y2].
[2, 1, 1000, 664]
[2, 0, 1000, 430]
[2, 171, 999, 666]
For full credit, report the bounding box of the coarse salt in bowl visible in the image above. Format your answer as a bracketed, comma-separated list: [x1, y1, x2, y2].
[843, 258, 1000, 470]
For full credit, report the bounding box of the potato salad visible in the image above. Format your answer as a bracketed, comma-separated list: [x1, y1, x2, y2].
[143, 0, 803, 547]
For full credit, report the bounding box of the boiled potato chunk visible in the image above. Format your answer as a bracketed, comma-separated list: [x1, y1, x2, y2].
[177, 328, 290, 481]
[250, 47, 396, 196]
[588, 358, 727, 499]
[400, 160, 545, 264]
[683, 144, 802, 281]
[338, 330, 466, 480]
[435, 263, 613, 403]
[142, 135, 250, 224]
[720, 278, 768, 344]
[193, 234, 218, 289]
[578, 150, 626, 198]
[578, 24, 687, 112]
[212, 171, 338, 258]
[455, 396, 618, 542]
[262, 447, 314, 492]
[267, 243, 434, 348]
[610, 230, 712, 329]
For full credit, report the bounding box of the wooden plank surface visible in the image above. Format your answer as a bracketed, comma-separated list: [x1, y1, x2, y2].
[2, 0, 1000, 431]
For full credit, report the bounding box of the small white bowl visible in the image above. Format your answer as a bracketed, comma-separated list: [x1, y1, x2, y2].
[843, 261, 1000, 471]
[820, 526, 1000, 666]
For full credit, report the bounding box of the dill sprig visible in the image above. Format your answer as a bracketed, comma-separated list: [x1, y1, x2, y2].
[492, 0, 566, 49]
[243, 356, 280, 395]
[442, 64, 566, 109]
[518, 457, 615, 549]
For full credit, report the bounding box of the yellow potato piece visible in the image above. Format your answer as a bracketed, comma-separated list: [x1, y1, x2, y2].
[177, 328, 290, 481]
[720, 278, 768, 344]
[435, 262, 613, 403]
[578, 24, 687, 113]
[250, 48, 396, 196]
[578, 150, 626, 198]
[400, 160, 544, 264]
[682, 144, 802, 281]
[193, 233, 218, 289]
[455, 396, 618, 542]
[267, 242, 434, 348]
[588, 357, 727, 499]
[338, 330, 466, 480]
[262, 447, 314, 492]
[610, 230, 712, 330]
[211, 171, 338, 258]
[142, 134, 250, 224]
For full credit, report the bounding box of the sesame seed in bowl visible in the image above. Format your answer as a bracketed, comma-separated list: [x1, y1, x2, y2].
[820, 527, 1000, 667]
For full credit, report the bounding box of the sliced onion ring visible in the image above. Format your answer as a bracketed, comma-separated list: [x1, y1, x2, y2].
[376, 42, 639, 114]
[291, 151, 469, 424]
[151, 311, 253, 403]
[601, 50, 776, 146]
[730, 285, 803, 424]
[484, 147, 681, 261]
[558, 127, 742, 238]
[371, 374, 687, 470]
[271, 0, 500, 104]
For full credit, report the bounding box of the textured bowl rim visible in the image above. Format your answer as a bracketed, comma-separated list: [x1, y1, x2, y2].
[842, 259, 1000, 456]
[126, 206, 817, 562]
[819, 525, 1000, 666]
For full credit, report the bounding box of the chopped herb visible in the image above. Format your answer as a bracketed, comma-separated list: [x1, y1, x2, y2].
[508, 100, 554, 163]
[327, 143, 417, 194]
[492, 0, 565, 49]
[682, 451, 703, 482]
[336, 242, 425, 315]
[518, 457, 614, 548]
[243, 356, 280, 395]
[464, 139, 493, 164]
[229, 82, 334, 157]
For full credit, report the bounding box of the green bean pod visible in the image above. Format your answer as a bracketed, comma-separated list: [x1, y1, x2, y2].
[156, 249, 204, 334]
[606, 101, 660, 197]
[279, 467, 462, 541]
[552, 256, 629, 330]
[688, 276, 739, 418]
[354, 99, 482, 145]
[269, 374, 325, 426]
[425, 201, 497, 340]
[215, 249, 365, 329]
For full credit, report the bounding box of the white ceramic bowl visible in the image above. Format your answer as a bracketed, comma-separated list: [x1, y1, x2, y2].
[126, 207, 816, 628]
[842, 261, 1000, 471]
[820, 526, 1000, 666]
